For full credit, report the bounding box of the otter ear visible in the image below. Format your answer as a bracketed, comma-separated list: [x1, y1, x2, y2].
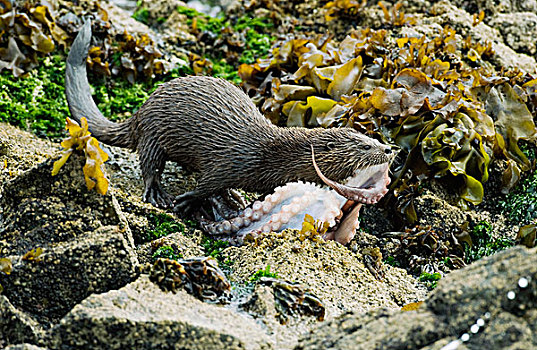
[326, 142, 336, 151]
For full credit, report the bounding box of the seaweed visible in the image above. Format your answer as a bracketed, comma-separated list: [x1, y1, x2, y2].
[0, 0, 67, 76]
[298, 214, 329, 242]
[201, 236, 230, 262]
[22, 247, 44, 261]
[258, 277, 325, 324]
[239, 25, 537, 217]
[143, 213, 185, 242]
[418, 271, 442, 289]
[323, 0, 367, 22]
[516, 224, 536, 248]
[0, 55, 69, 138]
[149, 257, 231, 303]
[249, 265, 278, 283]
[378, 225, 466, 274]
[151, 245, 183, 262]
[378, 1, 417, 27]
[0, 257, 12, 293]
[0, 0, 173, 80]
[463, 221, 514, 263]
[52, 117, 109, 195]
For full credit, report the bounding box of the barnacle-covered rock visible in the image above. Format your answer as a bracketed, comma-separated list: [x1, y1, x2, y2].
[0, 296, 43, 348]
[0, 143, 138, 323]
[489, 13, 537, 57]
[297, 246, 537, 350]
[222, 229, 427, 320]
[47, 275, 272, 349]
[149, 257, 231, 303]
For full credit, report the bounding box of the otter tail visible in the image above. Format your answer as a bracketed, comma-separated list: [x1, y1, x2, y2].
[65, 20, 132, 148]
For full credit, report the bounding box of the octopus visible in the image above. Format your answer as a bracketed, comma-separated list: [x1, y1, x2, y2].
[201, 146, 391, 245]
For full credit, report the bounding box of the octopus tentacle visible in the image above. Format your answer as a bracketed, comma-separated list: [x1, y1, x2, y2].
[201, 150, 392, 244]
[201, 181, 344, 238]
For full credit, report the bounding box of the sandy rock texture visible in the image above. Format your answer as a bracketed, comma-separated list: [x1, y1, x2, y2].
[297, 246, 537, 350]
[48, 276, 272, 350]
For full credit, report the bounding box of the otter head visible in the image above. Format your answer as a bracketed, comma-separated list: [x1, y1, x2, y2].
[310, 129, 395, 204]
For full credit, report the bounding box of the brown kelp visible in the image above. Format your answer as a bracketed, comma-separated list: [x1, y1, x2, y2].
[239, 23, 537, 220]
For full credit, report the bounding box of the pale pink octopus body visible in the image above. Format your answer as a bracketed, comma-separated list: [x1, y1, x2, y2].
[202, 150, 391, 245]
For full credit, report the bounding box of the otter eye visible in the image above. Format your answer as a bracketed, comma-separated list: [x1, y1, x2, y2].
[326, 142, 336, 151]
[364, 145, 372, 150]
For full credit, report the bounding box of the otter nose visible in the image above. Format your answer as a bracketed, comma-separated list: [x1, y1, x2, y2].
[384, 147, 392, 154]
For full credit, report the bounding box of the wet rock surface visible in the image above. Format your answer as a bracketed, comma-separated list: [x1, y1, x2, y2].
[0, 296, 43, 348]
[296, 246, 537, 350]
[48, 275, 272, 350]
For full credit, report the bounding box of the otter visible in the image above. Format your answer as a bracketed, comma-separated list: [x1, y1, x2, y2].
[65, 20, 393, 211]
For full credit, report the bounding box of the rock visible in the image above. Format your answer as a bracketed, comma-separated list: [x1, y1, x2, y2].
[296, 246, 537, 349]
[0, 155, 134, 255]
[4, 344, 49, 350]
[489, 13, 537, 56]
[239, 281, 325, 349]
[47, 275, 272, 350]
[0, 225, 138, 323]
[222, 230, 427, 319]
[0, 152, 138, 323]
[429, 1, 537, 73]
[0, 296, 43, 348]
[137, 232, 206, 265]
[450, 0, 537, 14]
[0, 123, 56, 192]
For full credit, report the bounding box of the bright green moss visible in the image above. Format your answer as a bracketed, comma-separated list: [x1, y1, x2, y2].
[0, 55, 69, 139]
[464, 221, 514, 263]
[418, 272, 441, 289]
[152, 245, 183, 261]
[249, 265, 278, 283]
[144, 213, 185, 242]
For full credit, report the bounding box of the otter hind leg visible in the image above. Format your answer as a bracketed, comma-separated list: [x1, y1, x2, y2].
[173, 176, 218, 215]
[139, 139, 174, 208]
[173, 190, 203, 214]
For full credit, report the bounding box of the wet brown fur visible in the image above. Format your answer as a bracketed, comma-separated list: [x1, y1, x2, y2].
[66, 21, 392, 208]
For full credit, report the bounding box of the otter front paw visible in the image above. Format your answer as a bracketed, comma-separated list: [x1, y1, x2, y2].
[143, 186, 174, 209]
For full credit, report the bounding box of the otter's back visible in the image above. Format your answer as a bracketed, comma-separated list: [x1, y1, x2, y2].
[132, 76, 276, 171]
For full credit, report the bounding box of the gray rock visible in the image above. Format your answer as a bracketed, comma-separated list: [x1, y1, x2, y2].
[4, 344, 49, 350]
[0, 296, 43, 348]
[0, 153, 138, 323]
[0, 225, 138, 323]
[296, 246, 537, 349]
[0, 154, 133, 256]
[489, 13, 537, 56]
[450, 0, 537, 14]
[429, 1, 537, 74]
[47, 275, 272, 350]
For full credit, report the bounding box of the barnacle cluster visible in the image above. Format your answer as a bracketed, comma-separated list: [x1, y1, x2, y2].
[258, 277, 325, 324]
[52, 117, 109, 195]
[149, 257, 231, 303]
[239, 19, 537, 216]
